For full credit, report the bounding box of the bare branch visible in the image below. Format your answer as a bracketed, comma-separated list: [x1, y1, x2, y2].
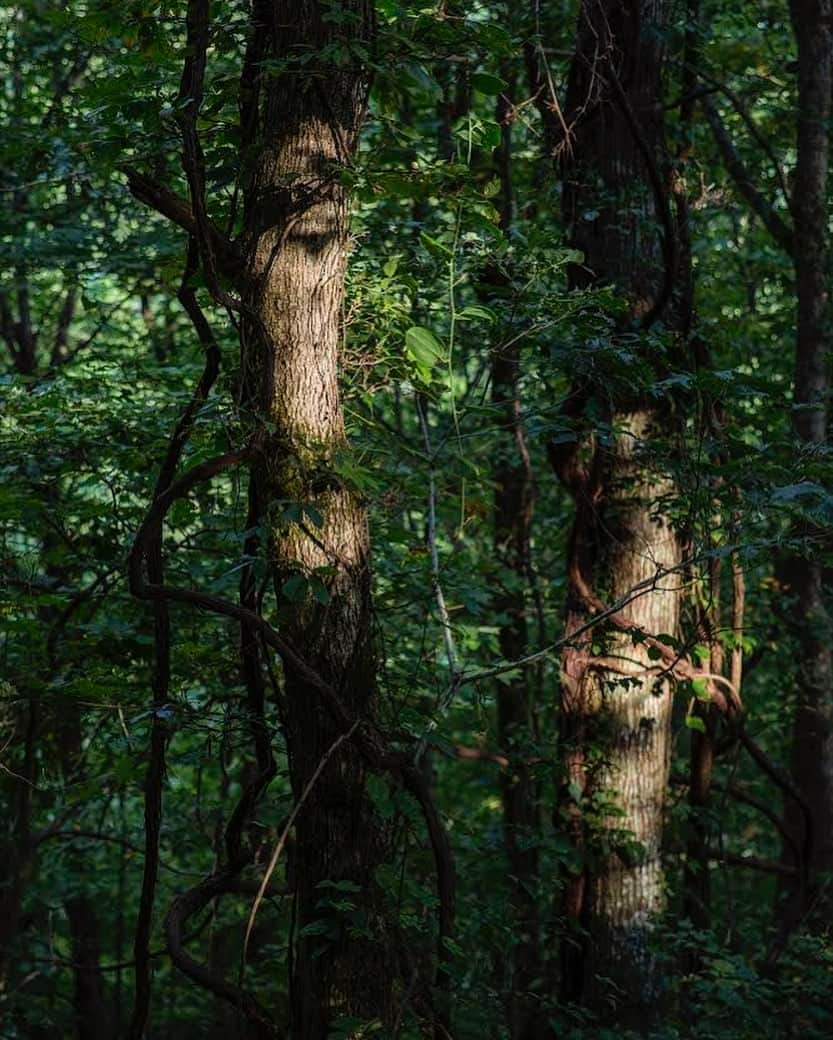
[121, 166, 239, 280]
[165, 872, 280, 1038]
[700, 95, 794, 257]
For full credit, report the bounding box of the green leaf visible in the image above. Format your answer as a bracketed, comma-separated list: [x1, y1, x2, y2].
[419, 231, 453, 260]
[298, 920, 330, 937]
[471, 72, 508, 96]
[309, 575, 330, 605]
[405, 326, 445, 383]
[685, 714, 707, 733]
[281, 574, 308, 602]
[457, 304, 496, 323]
[316, 879, 362, 892]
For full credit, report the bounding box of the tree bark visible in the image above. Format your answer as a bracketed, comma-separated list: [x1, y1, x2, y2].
[554, 0, 682, 1018]
[240, 3, 392, 1034]
[779, 0, 833, 928]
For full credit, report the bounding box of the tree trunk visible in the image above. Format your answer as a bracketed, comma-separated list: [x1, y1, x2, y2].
[59, 705, 113, 1040]
[554, 0, 682, 1018]
[66, 896, 113, 1040]
[487, 79, 544, 1040]
[241, 3, 392, 1034]
[780, 0, 833, 927]
[492, 340, 542, 1038]
[559, 414, 680, 1015]
[0, 700, 37, 994]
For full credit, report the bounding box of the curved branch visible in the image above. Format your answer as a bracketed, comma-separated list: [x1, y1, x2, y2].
[177, 0, 226, 302]
[129, 577, 457, 1023]
[128, 439, 457, 1026]
[672, 774, 802, 866]
[732, 723, 813, 875]
[128, 257, 222, 1040]
[122, 166, 239, 280]
[165, 872, 280, 1038]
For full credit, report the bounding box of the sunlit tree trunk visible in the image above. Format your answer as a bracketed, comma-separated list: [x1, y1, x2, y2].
[240, 2, 392, 1034]
[553, 0, 682, 1017]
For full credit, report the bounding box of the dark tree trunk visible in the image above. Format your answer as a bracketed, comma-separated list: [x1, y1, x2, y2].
[59, 706, 113, 1040]
[492, 339, 542, 1038]
[66, 896, 112, 1040]
[553, 0, 683, 1019]
[487, 78, 544, 1040]
[780, 0, 833, 927]
[240, 3, 392, 1034]
[0, 700, 37, 992]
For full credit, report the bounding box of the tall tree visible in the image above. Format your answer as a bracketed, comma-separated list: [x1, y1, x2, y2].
[240, 0, 393, 1032]
[780, 0, 833, 929]
[126, 1, 395, 1035]
[700, 0, 833, 932]
[487, 76, 544, 1040]
[542, 0, 684, 1015]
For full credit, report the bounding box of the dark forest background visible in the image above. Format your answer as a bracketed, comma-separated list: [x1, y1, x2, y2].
[2, 1, 833, 1037]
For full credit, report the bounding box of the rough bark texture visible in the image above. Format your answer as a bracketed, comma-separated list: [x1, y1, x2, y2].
[240, 3, 392, 1035]
[781, 0, 833, 926]
[556, 0, 682, 1017]
[562, 415, 680, 1013]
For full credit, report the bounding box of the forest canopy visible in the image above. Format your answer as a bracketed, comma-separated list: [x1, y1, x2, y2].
[1, 1, 832, 1038]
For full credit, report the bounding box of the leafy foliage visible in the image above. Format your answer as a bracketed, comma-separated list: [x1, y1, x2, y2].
[1, 1, 832, 1038]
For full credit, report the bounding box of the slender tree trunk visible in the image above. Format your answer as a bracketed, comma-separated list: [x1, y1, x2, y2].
[59, 706, 113, 1040]
[240, 3, 392, 1034]
[553, 0, 683, 1017]
[493, 342, 542, 1038]
[66, 897, 112, 1040]
[683, 552, 721, 932]
[0, 701, 37, 993]
[780, 0, 833, 927]
[487, 77, 544, 1040]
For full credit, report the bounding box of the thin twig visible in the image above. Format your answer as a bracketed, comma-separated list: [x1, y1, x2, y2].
[240, 721, 360, 974]
[415, 397, 458, 681]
